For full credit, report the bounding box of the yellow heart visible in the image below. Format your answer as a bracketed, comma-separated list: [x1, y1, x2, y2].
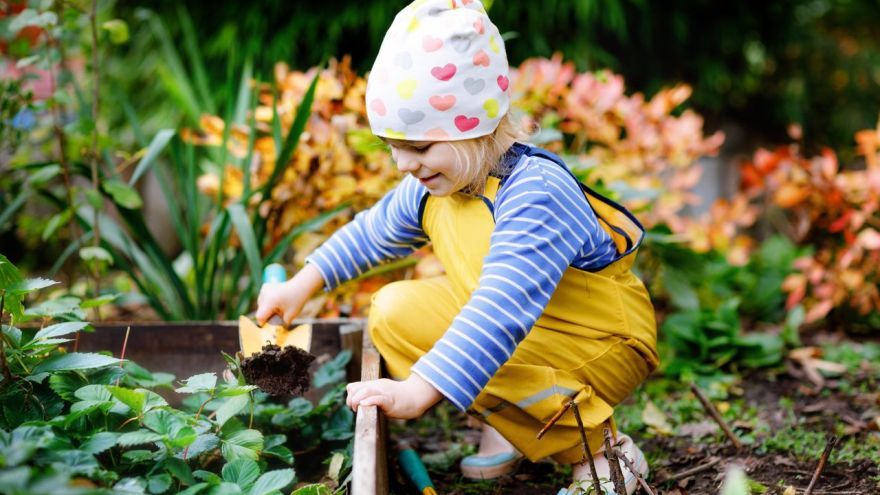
[384, 129, 407, 139]
[397, 79, 418, 100]
[489, 36, 500, 54]
[407, 16, 420, 32]
[483, 98, 499, 119]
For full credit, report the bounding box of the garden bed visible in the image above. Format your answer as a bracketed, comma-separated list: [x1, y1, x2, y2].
[388, 337, 880, 494]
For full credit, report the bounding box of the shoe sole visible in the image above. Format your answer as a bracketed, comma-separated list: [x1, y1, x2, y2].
[460, 455, 523, 480]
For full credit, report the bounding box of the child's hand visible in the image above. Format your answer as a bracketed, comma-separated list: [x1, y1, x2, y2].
[255, 264, 324, 325]
[346, 374, 442, 419]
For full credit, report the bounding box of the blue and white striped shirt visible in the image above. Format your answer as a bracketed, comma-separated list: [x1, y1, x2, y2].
[306, 153, 619, 410]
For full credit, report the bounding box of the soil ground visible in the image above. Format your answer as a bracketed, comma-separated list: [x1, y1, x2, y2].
[391, 338, 880, 494]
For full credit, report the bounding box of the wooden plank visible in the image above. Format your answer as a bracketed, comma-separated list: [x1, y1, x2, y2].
[352, 328, 388, 495]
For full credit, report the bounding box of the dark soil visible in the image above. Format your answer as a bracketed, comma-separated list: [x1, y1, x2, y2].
[240, 344, 315, 397]
[392, 364, 880, 494]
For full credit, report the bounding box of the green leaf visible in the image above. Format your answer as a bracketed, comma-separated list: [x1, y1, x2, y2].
[143, 409, 181, 435]
[183, 433, 220, 459]
[662, 268, 700, 311]
[130, 129, 176, 187]
[148, 473, 172, 494]
[177, 483, 209, 495]
[286, 398, 313, 417]
[27, 164, 61, 186]
[31, 321, 89, 343]
[80, 246, 114, 264]
[102, 19, 130, 44]
[122, 450, 155, 463]
[33, 353, 120, 374]
[82, 293, 120, 309]
[85, 188, 104, 209]
[8, 277, 58, 295]
[118, 430, 164, 447]
[221, 429, 263, 462]
[76, 384, 114, 401]
[104, 179, 144, 209]
[216, 385, 258, 397]
[48, 372, 85, 400]
[82, 432, 118, 454]
[169, 425, 197, 449]
[108, 385, 146, 414]
[176, 373, 218, 394]
[313, 350, 352, 388]
[263, 445, 293, 466]
[163, 457, 196, 486]
[222, 458, 260, 489]
[290, 485, 331, 495]
[248, 469, 295, 495]
[215, 394, 250, 428]
[24, 296, 86, 319]
[227, 203, 262, 295]
[41, 210, 72, 241]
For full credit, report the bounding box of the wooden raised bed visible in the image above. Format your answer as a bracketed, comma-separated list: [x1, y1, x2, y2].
[75, 319, 389, 494]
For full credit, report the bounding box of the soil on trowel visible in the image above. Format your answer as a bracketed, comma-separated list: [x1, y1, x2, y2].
[240, 344, 315, 397]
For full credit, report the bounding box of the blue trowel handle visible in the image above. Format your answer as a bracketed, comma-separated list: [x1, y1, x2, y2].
[263, 263, 287, 284]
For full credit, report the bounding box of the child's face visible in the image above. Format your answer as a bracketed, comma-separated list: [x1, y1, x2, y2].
[388, 141, 466, 197]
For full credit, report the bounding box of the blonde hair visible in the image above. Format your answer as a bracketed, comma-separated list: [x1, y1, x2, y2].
[381, 112, 526, 195]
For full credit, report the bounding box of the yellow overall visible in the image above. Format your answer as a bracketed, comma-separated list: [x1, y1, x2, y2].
[368, 155, 659, 463]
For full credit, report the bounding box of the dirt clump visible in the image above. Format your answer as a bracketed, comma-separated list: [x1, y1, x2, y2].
[240, 344, 315, 397]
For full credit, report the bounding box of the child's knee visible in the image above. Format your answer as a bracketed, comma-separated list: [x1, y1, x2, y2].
[367, 281, 413, 346]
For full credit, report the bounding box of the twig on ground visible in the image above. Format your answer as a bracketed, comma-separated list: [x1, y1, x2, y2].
[613, 447, 657, 495]
[658, 457, 722, 483]
[570, 400, 603, 495]
[603, 424, 627, 494]
[804, 435, 839, 495]
[689, 383, 742, 450]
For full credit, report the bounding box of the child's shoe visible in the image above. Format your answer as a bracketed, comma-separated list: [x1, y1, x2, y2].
[460, 451, 523, 479]
[556, 434, 648, 494]
[460, 424, 523, 479]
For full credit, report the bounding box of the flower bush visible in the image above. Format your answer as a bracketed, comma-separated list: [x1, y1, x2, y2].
[736, 121, 880, 324]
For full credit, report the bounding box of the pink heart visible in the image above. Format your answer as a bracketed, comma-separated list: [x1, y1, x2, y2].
[428, 94, 456, 111]
[370, 99, 386, 116]
[497, 75, 509, 91]
[473, 50, 489, 67]
[473, 18, 484, 34]
[454, 115, 480, 133]
[425, 128, 449, 140]
[431, 64, 457, 81]
[422, 35, 443, 52]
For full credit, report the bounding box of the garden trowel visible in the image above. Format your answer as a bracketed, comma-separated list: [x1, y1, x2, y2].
[238, 263, 312, 357]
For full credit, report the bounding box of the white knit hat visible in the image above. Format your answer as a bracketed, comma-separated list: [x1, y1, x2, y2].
[365, 0, 510, 141]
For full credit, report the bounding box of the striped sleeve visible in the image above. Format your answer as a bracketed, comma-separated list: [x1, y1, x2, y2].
[305, 175, 429, 291]
[410, 157, 616, 411]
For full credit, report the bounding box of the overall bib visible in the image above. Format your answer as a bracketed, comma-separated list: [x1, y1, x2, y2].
[368, 146, 659, 463]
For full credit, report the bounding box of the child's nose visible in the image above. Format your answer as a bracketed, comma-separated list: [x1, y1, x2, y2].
[395, 150, 420, 173]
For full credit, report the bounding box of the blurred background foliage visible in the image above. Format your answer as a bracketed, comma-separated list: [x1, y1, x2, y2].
[113, 0, 880, 153]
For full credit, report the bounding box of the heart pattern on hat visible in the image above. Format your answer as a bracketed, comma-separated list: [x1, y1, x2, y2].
[497, 75, 509, 91]
[463, 78, 485, 95]
[371, 99, 387, 116]
[422, 35, 443, 52]
[397, 79, 418, 99]
[473, 50, 490, 67]
[399, 108, 426, 125]
[454, 115, 480, 132]
[431, 64, 457, 81]
[429, 95, 456, 111]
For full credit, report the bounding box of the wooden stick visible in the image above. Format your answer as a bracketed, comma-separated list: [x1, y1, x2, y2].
[660, 457, 721, 483]
[804, 435, 839, 495]
[613, 447, 657, 495]
[570, 400, 603, 495]
[537, 400, 573, 440]
[689, 383, 742, 450]
[603, 425, 627, 495]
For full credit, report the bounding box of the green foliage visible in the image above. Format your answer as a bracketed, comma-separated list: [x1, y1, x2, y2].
[0, 256, 351, 493]
[643, 232, 806, 376]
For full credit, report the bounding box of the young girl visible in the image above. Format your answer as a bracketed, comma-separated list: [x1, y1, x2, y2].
[256, 1, 658, 493]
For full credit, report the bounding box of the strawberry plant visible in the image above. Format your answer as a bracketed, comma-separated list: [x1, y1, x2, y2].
[0, 254, 352, 494]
